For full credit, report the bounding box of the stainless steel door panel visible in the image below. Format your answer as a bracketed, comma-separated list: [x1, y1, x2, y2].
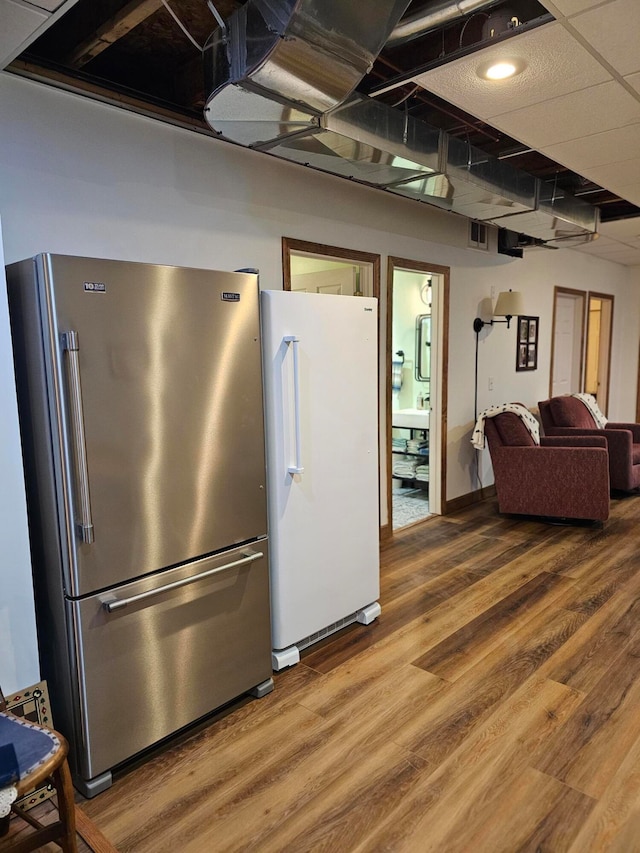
[69, 543, 272, 781]
[39, 255, 267, 596]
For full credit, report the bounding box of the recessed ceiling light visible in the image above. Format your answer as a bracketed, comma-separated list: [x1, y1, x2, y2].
[477, 59, 526, 81]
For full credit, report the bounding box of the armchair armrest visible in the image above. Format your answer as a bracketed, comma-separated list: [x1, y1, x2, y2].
[541, 436, 607, 449]
[544, 426, 632, 456]
[492, 446, 609, 521]
[607, 422, 640, 442]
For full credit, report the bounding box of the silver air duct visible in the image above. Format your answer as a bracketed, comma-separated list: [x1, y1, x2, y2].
[204, 0, 599, 248]
[487, 179, 600, 244]
[204, 0, 412, 145]
[386, 0, 499, 48]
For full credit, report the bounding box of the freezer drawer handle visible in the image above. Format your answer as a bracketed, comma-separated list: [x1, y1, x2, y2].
[61, 331, 94, 544]
[102, 551, 264, 612]
[284, 335, 304, 475]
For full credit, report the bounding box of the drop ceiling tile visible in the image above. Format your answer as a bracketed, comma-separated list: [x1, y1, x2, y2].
[582, 233, 626, 247]
[538, 0, 613, 16]
[571, 0, 640, 76]
[625, 72, 640, 95]
[580, 243, 631, 256]
[571, 243, 621, 255]
[570, 246, 640, 266]
[600, 219, 640, 240]
[542, 124, 640, 170]
[487, 81, 640, 149]
[0, 0, 48, 67]
[582, 159, 640, 191]
[414, 22, 611, 121]
[604, 251, 640, 264]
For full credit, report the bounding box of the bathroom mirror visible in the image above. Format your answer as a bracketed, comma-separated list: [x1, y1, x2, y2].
[415, 314, 431, 383]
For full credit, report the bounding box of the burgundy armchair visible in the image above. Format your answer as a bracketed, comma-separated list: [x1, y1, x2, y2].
[484, 411, 609, 521]
[539, 396, 640, 492]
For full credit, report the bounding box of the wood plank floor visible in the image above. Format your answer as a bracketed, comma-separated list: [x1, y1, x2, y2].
[79, 495, 640, 852]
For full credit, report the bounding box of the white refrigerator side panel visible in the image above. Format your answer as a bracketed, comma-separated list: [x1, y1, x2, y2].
[261, 290, 380, 650]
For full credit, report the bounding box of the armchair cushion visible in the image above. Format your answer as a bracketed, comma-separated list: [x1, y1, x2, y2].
[549, 396, 596, 429]
[492, 412, 536, 446]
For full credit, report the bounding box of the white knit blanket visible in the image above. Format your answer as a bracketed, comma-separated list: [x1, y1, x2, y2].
[472, 403, 540, 450]
[0, 784, 17, 818]
[572, 393, 608, 428]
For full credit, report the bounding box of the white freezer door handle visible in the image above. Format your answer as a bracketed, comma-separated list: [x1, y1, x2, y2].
[284, 335, 304, 475]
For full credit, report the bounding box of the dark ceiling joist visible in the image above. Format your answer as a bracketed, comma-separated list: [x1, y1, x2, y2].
[67, 0, 164, 67]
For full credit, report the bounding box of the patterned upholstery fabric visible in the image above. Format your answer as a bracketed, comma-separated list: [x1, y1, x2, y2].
[549, 396, 596, 429]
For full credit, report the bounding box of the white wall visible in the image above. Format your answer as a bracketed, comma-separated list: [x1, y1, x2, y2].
[0, 215, 39, 693]
[1, 72, 639, 687]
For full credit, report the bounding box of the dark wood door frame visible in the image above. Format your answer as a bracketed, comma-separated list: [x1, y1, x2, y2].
[585, 291, 614, 416]
[386, 257, 450, 539]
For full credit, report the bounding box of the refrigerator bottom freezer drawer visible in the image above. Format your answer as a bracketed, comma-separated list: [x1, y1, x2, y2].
[68, 543, 272, 782]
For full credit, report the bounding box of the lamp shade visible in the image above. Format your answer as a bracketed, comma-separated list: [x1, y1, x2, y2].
[493, 289, 524, 317]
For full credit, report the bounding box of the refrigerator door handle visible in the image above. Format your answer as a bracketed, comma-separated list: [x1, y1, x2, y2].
[61, 331, 95, 544]
[284, 335, 304, 475]
[102, 551, 264, 612]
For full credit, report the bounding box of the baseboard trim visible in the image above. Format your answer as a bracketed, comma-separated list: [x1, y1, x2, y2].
[379, 522, 392, 542]
[443, 484, 496, 515]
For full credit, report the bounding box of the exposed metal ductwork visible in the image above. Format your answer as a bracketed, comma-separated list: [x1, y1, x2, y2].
[203, 0, 599, 250]
[204, 0, 412, 136]
[386, 0, 499, 48]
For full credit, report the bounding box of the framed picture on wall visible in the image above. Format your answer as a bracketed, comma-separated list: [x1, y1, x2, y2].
[516, 315, 538, 371]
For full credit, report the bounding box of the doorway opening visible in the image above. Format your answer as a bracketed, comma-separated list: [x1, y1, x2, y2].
[549, 287, 614, 416]
[282, 238, 379, 298]
[387, 257, 448, 533]
[585, 292, 614, 415]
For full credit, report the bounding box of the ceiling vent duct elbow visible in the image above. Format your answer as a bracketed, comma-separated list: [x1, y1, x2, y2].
[204, 0, 412, 145]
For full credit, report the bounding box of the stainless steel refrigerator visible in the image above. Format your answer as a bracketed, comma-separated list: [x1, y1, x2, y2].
[6, 254, 273, 797]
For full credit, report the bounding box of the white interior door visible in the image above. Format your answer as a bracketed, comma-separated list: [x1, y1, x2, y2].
[551, 290, 585, 397]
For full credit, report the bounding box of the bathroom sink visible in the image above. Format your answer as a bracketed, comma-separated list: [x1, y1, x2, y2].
[392, 408, 429, 429]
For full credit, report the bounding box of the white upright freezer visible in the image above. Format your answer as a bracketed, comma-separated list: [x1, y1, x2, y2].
[260, 290, 381, 670]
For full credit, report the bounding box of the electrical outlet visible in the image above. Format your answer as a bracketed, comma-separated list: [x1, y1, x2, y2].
[488, 376, 494, 391]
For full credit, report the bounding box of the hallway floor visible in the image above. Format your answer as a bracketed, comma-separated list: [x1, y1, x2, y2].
[80, 494, 640, 851]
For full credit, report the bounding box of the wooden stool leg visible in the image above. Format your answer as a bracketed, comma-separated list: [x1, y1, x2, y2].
[53, 759, 77, 853]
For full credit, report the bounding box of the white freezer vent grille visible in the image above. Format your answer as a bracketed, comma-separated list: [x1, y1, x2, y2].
[296, 612, 359, 652]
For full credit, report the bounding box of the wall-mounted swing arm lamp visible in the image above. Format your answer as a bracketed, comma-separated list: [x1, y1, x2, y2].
[473, 289, 524, 423]
[473, 289, 524, 332]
